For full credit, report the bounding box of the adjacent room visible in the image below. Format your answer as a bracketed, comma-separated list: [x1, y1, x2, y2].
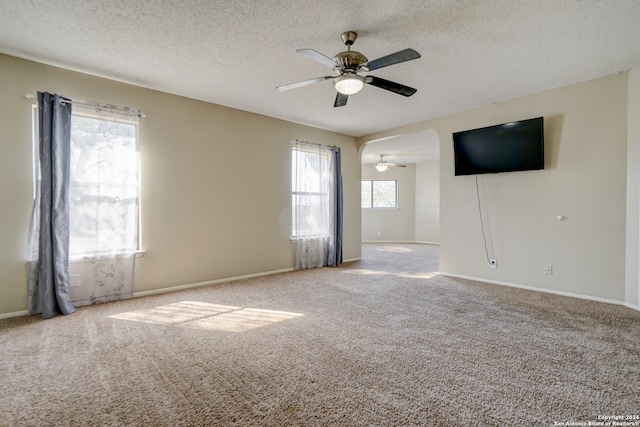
[1, 1, 639, 425]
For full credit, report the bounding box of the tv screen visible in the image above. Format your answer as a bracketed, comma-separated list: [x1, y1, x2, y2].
[453, 117, 544, 176]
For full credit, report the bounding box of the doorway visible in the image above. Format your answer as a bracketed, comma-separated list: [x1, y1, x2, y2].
[359, 129, 440, 245]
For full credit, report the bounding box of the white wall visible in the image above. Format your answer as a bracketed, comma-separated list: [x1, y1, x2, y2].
[359, 73, 630, 303]
[415, 160, 440, 244]
[0, 54, 361, 316]
[626, 66, 640, 308]
[361, 164, 415, 242]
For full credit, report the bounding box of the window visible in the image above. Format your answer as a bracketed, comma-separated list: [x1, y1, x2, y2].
[68, 109, 140, 257]
[32, 105, 140, 257]
[361, 180, 397, 208]
[291, 143, 331, 238]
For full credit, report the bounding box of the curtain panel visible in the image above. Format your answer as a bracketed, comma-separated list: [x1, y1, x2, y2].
[66, 104, 139, 306]
[27, 92, 76, 318]
[326, 146, 343, 267]
[27, 94, 140, 317]
[292, 140, 343, 270]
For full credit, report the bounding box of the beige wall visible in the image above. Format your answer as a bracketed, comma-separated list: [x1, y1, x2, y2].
[361, 160, 440, 244]
[626, 66, 640, 307]
[359, 73, 630, 303]
[0, 54, 361, 315]
[361, 164, 416, 242]
[415, 160, 440, 244]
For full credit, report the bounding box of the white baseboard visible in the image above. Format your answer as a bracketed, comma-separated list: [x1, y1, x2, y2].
[4, 267, 636, 319]
[133, 267, 296, 299]
[362, 240, 439, 245]
[0, 309, 29, 320]
[440, 272, 635, 309]
[624, 302, 640, 311]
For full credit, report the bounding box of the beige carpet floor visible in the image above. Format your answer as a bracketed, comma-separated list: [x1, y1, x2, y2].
[1, 244, 639, 426]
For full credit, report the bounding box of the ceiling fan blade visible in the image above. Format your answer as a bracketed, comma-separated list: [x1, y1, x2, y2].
[296, 49, 339, 69]
[387, 163, 407, 168]
[334, 92, 349, 107]
[366, 76, 417, 97]
[276, 76, 333, 91]
[363, 48, 421, 71]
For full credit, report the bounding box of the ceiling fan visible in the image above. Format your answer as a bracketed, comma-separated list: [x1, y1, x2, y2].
[276, 31, 421, 107]
[376, 155, 407, 172]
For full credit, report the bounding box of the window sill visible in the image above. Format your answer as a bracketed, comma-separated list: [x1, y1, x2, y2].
[69, 250, 146, 264]
[290, 236, 328, 242]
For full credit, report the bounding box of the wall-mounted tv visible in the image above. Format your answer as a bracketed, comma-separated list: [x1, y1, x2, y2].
[453, 117, 544, 176]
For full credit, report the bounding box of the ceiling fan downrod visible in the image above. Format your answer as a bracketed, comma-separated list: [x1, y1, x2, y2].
[333, 31, 368, 70]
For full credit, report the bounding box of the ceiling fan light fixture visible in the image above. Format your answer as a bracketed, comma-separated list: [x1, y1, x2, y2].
[376, 162, 388, 172]
[334, 74, 365, 95]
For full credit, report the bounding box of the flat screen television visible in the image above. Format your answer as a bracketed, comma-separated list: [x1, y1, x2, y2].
[453, 117, 544, 176]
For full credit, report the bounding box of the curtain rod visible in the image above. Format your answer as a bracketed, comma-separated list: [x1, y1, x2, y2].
[293, 139, 337, 150]
[25, 93, 146, 118]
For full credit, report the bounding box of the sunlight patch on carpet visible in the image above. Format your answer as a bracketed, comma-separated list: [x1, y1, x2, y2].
[341, 268, 383, 275]
[376, 246, 413, 252]
[397, 272, 440, 279]
[109, 301, 303, 332]
[342, 269, 439, 279]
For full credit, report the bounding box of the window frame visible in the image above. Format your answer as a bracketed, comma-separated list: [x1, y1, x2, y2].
[291, 144, 331, 239]
[32, 106, 143, 257]
[361, 179, 398, 209]
[31, 104, 40, 199]
[69, 108, 142, 257]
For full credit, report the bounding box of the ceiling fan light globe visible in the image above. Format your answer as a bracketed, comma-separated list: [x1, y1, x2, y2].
[334, 75, 364, 95]
[376, 163, 388, 172]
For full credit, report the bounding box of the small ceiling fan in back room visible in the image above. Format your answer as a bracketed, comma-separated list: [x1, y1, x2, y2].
[375, 154, 407, 172]
[276, 31, 421, 107]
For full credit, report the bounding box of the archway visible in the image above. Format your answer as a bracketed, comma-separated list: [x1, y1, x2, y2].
[359, 129, 441, 244]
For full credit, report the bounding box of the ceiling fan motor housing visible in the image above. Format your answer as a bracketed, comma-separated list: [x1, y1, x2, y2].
[333, 50, 368, 71]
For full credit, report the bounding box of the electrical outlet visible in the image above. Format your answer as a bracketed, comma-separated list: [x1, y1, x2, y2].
[376, 231, 381, 236]
[544, 264, 553, 275]
[489, 259, 497, 269]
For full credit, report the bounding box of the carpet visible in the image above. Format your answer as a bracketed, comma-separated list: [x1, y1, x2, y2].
[1, 244, 639, 426]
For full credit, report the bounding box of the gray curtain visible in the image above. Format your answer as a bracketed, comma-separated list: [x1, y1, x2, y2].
[26, 92, 76, 319]
[326, 146, 343, 267]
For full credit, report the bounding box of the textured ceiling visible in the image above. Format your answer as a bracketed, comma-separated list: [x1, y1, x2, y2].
[361, 130, 440, 165]
[1, 0, 640, 149]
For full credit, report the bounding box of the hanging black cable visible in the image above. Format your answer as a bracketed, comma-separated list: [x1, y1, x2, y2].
[475, 175, 491, 263]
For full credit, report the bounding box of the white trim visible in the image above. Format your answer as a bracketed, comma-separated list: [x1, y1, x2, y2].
[624, 302, 640, 311]
[361, 207, 400, 211]
[0, 310, 29, 320]
[362, 240, 439, 245]
[343, 257, 361, 263]
[440, 272, 633, 308]
[362, 240, 416, 244]
[69, 250, 146, 264]
[133, 267, 296, 298]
